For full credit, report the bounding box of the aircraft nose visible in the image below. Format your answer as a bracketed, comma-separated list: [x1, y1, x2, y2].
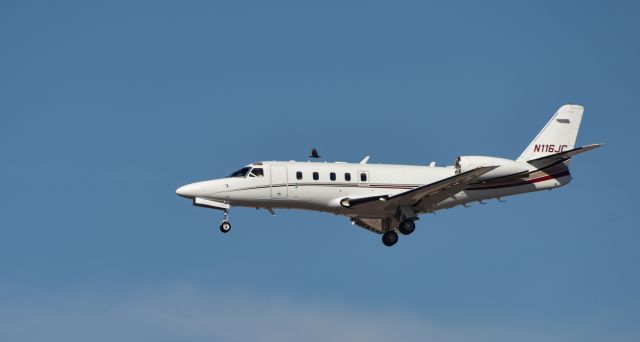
[176, 183, 198, 199]
[176, 180, 224, 199]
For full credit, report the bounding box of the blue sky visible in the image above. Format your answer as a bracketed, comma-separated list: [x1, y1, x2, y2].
[1, 1, 638, 341]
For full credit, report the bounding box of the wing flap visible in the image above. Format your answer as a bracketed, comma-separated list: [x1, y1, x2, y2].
[351, 217, 384, 234]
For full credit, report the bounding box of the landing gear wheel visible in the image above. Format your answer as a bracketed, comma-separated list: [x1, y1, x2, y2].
[219, 221, 231, 233]
[382, 231, 398, 247]
[398, 219, 416, 235]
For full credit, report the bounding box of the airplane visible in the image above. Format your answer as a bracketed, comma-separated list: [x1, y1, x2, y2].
[176, 104, 602, 246]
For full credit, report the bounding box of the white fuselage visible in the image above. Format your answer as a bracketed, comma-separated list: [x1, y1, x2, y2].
[176, 160, 571, 219]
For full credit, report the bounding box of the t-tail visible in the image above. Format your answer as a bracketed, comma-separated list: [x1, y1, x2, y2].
[517, 104, 603, 168]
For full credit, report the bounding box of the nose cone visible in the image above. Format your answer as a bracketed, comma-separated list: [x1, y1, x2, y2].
[176, 180, 225, 199]
[176, 183, 199, 199]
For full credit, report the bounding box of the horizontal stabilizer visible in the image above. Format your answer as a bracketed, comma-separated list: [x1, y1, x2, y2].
[527, 144, 603, 167]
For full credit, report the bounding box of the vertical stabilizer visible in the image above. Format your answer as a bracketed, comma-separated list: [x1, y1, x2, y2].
[517, 104, 584, 162]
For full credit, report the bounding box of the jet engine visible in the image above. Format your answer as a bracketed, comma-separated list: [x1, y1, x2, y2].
[454, 156, 530, 180]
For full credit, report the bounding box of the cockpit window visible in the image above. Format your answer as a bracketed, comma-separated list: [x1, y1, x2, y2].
[249, 168, 264, 177]
[228, 167, 251, 178]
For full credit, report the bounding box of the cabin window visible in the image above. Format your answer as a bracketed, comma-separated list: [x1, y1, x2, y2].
[360, 172, 367, 182]
[330, 172, 336, 181]
[249, 168, 264, 177]
[313, 172, 319, 180]
[344, 173, 351, 181]
[296, 171, 303, 180]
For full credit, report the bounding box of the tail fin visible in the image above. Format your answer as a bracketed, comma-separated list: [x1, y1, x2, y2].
[517, 104, 584, 162]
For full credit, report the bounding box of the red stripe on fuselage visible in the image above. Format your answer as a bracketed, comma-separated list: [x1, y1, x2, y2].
[525, 170, 571, 184]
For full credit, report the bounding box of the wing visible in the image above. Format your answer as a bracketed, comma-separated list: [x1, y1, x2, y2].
[343, 166, 498, 217]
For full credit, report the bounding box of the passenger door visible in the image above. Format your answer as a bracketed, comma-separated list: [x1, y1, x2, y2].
[270, 165, 288, 199]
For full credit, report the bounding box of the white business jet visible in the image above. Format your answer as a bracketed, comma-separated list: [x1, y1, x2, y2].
[177, 104, 602, 246]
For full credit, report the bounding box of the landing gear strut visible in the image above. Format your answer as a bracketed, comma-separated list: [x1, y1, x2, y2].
[219, 210, 231, 233]
[382, 231, 398, 247]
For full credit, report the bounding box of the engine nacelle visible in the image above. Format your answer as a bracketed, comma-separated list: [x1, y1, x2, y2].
[454, 156, 531, 180]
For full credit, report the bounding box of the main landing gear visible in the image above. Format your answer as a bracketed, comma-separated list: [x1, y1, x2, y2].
[382, 231, 398, 247]
[219, 209, 231, 233]
[381, 219, 416, 247]
[398, 219, 415, 235]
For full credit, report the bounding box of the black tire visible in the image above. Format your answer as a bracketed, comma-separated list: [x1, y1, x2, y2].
[382, 231, 398, 247]
[398, 219, 416, 235]
[220, 221, 231, 233]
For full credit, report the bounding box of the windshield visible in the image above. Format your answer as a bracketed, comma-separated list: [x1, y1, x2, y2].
[228, 167, 252, 178]
[249, 168, 264, 177]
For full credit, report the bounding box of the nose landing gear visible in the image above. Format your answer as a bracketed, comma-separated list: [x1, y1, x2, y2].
[219, 210, 231, 233]
[219, 221, 231, 233]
